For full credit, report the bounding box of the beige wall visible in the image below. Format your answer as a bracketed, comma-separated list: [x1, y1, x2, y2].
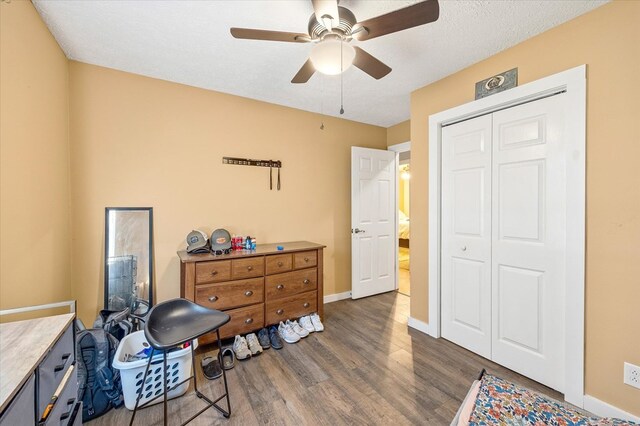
[0, 0, 71, 317]
[69, 62, 386, 325]
[386, 120, 410, 146]
[410, 1, 640, 414]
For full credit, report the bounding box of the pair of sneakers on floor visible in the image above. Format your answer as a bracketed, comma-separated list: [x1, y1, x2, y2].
[278, 313, 324, 344]
[233, 325, 283, 360]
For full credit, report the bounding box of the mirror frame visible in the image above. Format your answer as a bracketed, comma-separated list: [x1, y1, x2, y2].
[104, 207, 154, 312]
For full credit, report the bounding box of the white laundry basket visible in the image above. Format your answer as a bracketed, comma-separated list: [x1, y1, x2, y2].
[113, 330, 198, 410]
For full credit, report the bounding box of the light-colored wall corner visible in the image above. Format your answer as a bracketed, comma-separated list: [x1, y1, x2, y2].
[386, 120, 410, 147]
[0, 0, 71, 319]
[323, 291, 351, 304]
[409, 1, 640, 415]
[68, 61, 387, 325]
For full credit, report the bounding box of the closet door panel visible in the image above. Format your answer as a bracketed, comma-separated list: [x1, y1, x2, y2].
[441, 114, 492, 358]
[491, 95, 566, 392]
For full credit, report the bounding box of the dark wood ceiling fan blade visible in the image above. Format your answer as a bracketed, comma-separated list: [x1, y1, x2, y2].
[230, 28, 311, 43]
[353, 0, 439, 41]
[291, 59, 316, 83]
[353, 47, 392, 80]
[311, 0, 340, 26]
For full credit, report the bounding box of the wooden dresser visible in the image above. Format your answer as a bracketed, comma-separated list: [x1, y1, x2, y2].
[179, 241, 325, 344]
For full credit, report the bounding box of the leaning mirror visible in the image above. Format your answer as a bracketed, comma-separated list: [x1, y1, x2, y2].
[104, 207, 153, 317]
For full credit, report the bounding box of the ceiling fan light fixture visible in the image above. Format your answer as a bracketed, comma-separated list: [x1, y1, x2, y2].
[309, 39, 355, 75]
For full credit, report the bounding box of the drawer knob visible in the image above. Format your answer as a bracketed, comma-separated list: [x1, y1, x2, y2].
[277, 261, 283, 267]
[245, 290, 253, 297]
[245, 318, 253, 324]
[211, 270, 218, 276]
[276, 309, 284, 315]
[208, 296, 218, 302]
[303, 302, 310, 308]
[277, 284, 284, 290]
[303, 279, 310, 285]
[247, 266, 253, 271]
[304, 257, 309, 262]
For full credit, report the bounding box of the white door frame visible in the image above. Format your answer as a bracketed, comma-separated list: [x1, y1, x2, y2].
[388, 141, 411, 291]
[428, 65, 586, 407]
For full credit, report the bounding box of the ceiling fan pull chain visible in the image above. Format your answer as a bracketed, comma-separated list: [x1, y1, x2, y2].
[340, 39, 345, 115]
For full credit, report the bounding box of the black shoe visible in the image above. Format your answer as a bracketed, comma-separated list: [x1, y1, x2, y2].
[269, 326, 284, 350]
[257, 327, 271, 349]
[201, 356, 222, 380]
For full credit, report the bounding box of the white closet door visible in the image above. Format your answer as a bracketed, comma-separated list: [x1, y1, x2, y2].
[491, 95, 566, 391]
[441, 114, 493, 358]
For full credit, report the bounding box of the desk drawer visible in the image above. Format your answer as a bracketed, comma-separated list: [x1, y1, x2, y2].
[218, 304, 264, 340]
[266, 291, 317, 325]
[265, 268, 317, 300]
[38, 324, 74, 419]
[195, 260, 231, 284]
[265, 254, 292, 275]
[195, 278, 264, 310]
[294, 250, 317, 269]
[44, 367, 78, 426]
[0, 373, 35, 426]
[231, 257, 264, 279]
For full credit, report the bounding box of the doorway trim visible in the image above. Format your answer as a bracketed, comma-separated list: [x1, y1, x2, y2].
[389, 141, 411, 291]
[427, 65, 586, 407]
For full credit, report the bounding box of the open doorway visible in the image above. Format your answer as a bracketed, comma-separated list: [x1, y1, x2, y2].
[389, 142, 411, 297]
[398, 161, 410, 296]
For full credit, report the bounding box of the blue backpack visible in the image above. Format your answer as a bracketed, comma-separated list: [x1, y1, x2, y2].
[76, 328, 123, 421]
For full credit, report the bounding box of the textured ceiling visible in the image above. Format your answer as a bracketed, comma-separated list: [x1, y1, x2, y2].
[33, 0, 607, 127]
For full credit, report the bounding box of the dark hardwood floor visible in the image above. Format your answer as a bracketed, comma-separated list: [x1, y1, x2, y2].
[90, 291, 562, 425]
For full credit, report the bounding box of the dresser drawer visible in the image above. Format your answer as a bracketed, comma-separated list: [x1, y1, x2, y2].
[195, 278, 264, 310]
[266, 291, 317, 325]
[265, 268, 317, 300]
[195, 260, 231, 284]
[294, 250, 317, 269]
[265, 254, 292, 275]
[218, 304, 265, 340]
[38, 324, 74, 419]
[44, 367, 78, 426]
[0, 373, 35, 426]
[231, 257, 264, 279]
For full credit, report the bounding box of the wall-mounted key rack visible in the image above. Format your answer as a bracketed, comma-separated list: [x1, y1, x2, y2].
[222, 157, 282, 168]
[223, 157, 282, 190]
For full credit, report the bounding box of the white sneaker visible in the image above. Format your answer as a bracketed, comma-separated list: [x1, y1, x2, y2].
[278, 321, 300, 344]
[233, 335, 252, 360]
[310, 313, 324, 332]
[245, 333, 263, 356]
[287, 319, 309, 338]
[299, 316, 315, 333]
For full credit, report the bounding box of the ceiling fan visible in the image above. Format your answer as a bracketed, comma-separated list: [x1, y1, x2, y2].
[230, 0, 440, 83]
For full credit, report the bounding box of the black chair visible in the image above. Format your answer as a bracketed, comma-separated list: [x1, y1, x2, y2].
[129, 298, 231, 425]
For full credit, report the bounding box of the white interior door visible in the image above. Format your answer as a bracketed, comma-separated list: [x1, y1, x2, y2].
[351, 147, 396, 299]
[491, 95, 566, 391]
[440, 94, 567, 393]
[441, 115, 493, 359]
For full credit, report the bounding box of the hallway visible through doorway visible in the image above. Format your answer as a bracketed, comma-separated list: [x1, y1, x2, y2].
[399, 246, 410, 296]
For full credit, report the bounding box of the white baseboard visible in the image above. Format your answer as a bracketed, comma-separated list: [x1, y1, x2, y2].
[323, 291, 351, 304]
[583, 395, 640, 422]
[408, 316, 433, 336]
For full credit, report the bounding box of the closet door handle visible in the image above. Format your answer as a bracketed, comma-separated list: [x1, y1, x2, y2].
[461, 246, 467, 252]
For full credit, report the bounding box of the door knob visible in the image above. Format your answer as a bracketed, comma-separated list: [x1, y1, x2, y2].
[461, 246, 467, 251]
[353, 228, 365, 234]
